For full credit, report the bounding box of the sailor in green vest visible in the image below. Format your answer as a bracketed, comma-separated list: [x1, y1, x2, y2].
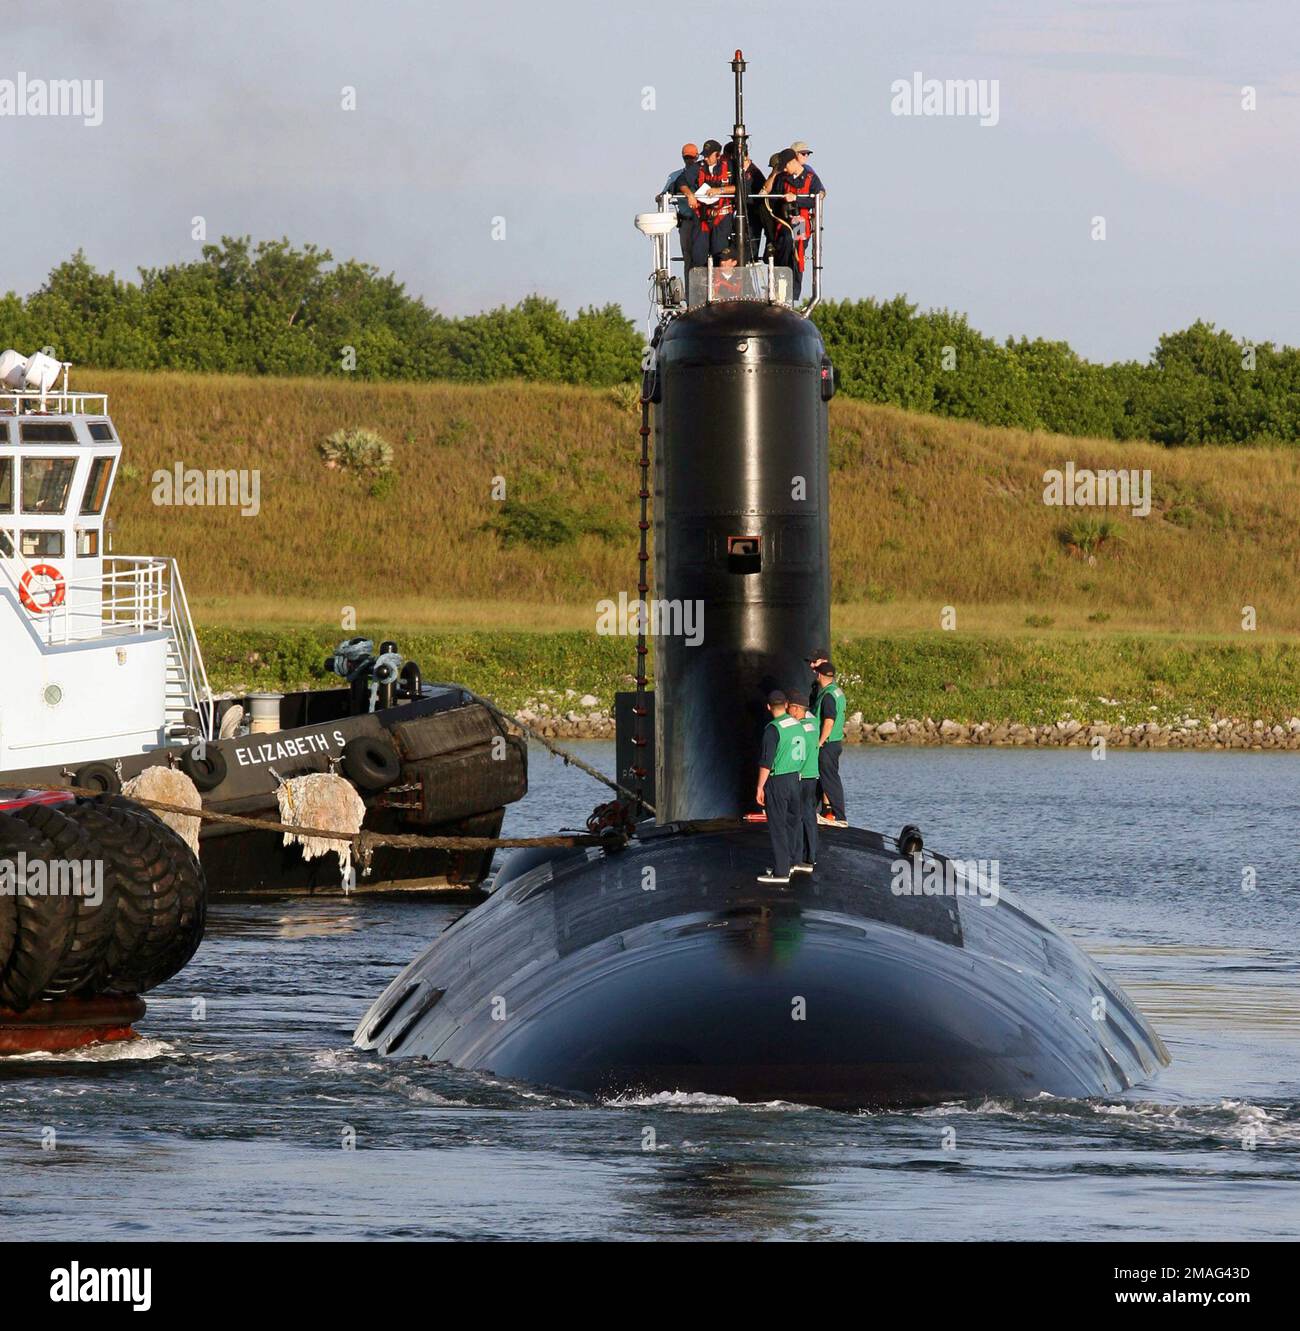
[755, 689, 805, 884]
[784, 690, 820, 872]
[813, 662, 848, 826]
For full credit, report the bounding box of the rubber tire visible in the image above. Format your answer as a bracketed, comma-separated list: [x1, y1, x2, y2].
[6, 802, 119, 997]
[342, 735, 401, 792]
[0, 812, 78, 1010]
[75, 798, 206, 995]
[0, 869, 16, 983]
[73, 761, 122, 796]
[180, 746, 228, 792]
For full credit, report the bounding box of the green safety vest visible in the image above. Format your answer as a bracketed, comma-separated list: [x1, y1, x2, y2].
[819, 683, 846, 742]
[799, 717, 820, 778]
[768, 714, 805, 776]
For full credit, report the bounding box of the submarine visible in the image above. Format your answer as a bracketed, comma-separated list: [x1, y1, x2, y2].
[354, 53, 1169, 1109]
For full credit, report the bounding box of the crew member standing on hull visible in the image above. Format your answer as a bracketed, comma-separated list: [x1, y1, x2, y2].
[681, 139, 736, 271]
[814, 662, 848, 826]
[660, 142, 700, 284]
[785, 691, 819, 873]
[755, 690, 804, 885]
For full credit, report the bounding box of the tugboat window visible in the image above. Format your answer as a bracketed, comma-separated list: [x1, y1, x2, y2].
[76, 528, 99, 557]
[0, 457, 12, 512]
[0, 529, 12, 557]
[87, 421, 115, 442]
[0, 422, 8, 442]
[19, 421, 78, 444]
[80, 456, 114, 515]
[20, 530, 64, 558]
[21, 457, 77, 514]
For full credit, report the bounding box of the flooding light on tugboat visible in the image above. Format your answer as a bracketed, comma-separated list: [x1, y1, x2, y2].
[22, 350, 62, 393]
[0, 348, 29, 389]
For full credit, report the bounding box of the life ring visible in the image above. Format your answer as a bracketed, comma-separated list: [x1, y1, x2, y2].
[18, 564, 65, 615]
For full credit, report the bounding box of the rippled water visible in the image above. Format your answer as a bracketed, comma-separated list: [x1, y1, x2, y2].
[2, 745, 1297, 1240]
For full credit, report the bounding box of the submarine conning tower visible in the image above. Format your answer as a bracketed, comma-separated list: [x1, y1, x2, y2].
[653, 304, 831, 821]
[636, 50, 833, 822]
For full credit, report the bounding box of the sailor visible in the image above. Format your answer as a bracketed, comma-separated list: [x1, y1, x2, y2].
[755, 689, 805, 885]
[660, 142, 700, 283]
[813, 661, 848, 826]
[785, 690, 820, 874]
[711, 246, 744, 299]
[681, 139, 736, 269]
[765, 144, 826, 298]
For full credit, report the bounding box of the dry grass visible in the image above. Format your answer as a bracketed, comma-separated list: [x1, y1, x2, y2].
[94, 370, 1300, 635]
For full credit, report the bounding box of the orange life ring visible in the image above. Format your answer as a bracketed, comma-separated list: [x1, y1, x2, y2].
[19, 563, 66, 615]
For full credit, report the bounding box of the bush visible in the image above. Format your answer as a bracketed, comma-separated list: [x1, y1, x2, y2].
[317, 427, 394, 475]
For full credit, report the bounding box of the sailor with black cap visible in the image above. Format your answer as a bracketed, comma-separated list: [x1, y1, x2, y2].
[813, 661, 848, 826]
[680, 138, 737, 269]
[755, 689, 805, 884]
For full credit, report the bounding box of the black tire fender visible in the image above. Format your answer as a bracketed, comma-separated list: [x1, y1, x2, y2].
[73, 761, 122, 795]
[79, 799, 207, 996]
[5, 802, 117, 997]
[342, 735, 401, 792]
[180, 745, 228, 792]
[0, 811, 78, 1009]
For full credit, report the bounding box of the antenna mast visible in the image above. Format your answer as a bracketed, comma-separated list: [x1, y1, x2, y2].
[730, 50, 750, 264]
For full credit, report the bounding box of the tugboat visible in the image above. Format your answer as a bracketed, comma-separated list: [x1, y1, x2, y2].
[354, 53, 1169, 1109]
[0, 351, 527, 896]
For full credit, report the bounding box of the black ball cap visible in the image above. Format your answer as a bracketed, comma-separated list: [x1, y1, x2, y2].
[815, 661, 836, 676]
[767, 689, 787, 705]
[785, 690, 809, 707]
[701, 138, 723, 155]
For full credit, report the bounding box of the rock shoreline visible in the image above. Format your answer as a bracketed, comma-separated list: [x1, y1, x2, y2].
[511, 697, 1300, 750]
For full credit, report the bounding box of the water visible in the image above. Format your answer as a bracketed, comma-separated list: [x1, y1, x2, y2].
[2, 744, 1297, 1240]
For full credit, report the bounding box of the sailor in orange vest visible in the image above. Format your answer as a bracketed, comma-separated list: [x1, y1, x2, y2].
[711, 246, 744, 300]
[763, 143, 826, 298]
[680, 139, 736, 271]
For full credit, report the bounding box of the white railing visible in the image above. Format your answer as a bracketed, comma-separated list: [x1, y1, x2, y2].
[0, 553, 214, 738]
[165, 558, 214, 739]
[0, 388, 109, 416]
[647, 191, 823, 322]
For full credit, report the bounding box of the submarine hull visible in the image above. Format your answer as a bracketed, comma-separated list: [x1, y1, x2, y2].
[354, 827, 1169, 1109]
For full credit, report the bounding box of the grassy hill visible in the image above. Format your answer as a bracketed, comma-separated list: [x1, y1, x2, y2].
[96, 368, 1300, 639]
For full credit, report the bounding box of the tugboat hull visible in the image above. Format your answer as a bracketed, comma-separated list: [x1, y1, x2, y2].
[354, 825, 1169, 1109]
[1, 689, 527, 896]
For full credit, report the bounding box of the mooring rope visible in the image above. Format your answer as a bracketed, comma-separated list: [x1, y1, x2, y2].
[13, 782, 623, 853]
[466, 691, 656, 817]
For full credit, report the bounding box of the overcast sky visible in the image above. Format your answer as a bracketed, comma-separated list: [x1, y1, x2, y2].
[3, 0, 1297, 361]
